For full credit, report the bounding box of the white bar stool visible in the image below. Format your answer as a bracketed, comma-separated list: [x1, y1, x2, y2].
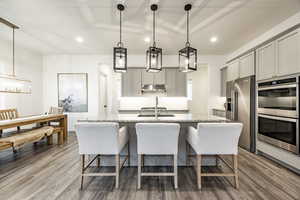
[75, 122, 130, 189]
[136, 123, 180, 189]
[186, 123, 243, 189]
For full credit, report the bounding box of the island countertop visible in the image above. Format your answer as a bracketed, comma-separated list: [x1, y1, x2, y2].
[77, 113, 231, 167]
[77, 113, 229, 123]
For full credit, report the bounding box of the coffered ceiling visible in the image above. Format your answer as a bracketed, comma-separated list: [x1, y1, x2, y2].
[0, 0, 299, 55]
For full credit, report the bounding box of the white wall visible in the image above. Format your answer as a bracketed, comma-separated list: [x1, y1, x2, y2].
[43, 54, 226, 130]
[0, 39, 43, 116]
[227, 11, 300, 61]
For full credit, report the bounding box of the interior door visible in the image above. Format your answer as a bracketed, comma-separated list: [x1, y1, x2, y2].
[99, 73, 108, 114]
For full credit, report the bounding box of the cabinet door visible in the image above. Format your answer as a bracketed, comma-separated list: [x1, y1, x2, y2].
[175, 69, 187, 96]
[165, 68, 187, 96]
[277, 29, 300, 76]
[239, 52, 254, 78]
[227, 60, 239, 81]
[165, 69, 177, 96]
[153, 69, 165, 84]
[122, 69, 142, 96]
[256, 42, 276, 81]
[141, 70, 154, 85]
[220, 67, 227, 97]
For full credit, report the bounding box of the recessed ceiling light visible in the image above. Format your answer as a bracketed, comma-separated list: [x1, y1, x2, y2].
[144, 37, 150, 43]
[210, 36, 218, 43]
[75, 36, 84, 43]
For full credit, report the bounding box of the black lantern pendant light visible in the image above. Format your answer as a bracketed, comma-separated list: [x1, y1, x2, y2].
[146, 4, 162, 73]
[113, 4, 127, 73]
[179, 4, 197, 72]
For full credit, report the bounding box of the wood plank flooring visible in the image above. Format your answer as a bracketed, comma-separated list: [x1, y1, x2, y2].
[0, 133, 300, 200]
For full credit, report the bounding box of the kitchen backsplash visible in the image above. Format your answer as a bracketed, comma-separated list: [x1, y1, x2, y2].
[119, 97, 188, 110]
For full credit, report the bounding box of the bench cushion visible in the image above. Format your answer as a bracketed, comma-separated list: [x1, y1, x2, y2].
[0, 126, 54, 148]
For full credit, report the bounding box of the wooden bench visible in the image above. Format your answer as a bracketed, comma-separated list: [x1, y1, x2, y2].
[0, 126, 64, 152]
[0, 109, 20, 136]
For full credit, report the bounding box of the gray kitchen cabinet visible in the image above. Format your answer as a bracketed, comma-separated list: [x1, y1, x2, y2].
[175, 69, 187, 96]
[276, 29, 300, 76]
[165, 68, 187, 96]
[153, 69, 165, 84]
[227, 60, 239, 81]
[122, 68, 142, 96]
[165, 69, 176, 96]
[141, 70, 154, 85]
[122, 68, 186, 97]
[256, 41, 276, 81]
[239, 52, 255, 78]
[220, 66, 227, 97]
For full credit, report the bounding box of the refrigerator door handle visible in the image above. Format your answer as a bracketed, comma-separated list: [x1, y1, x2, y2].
[235, 90, 238, 120]
[231, 90, 237, 120]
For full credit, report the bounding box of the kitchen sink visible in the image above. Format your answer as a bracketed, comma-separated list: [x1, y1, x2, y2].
[137, 114, 175, 117]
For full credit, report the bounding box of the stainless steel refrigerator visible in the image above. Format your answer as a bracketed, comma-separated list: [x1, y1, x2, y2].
[226, 75, 256, 153]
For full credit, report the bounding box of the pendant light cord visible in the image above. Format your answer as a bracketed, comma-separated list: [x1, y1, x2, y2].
[13, 27, 15, 76]
[153, 9, 156, 47]
[119, 9, 122, 47]
[186, 9, 190, 46]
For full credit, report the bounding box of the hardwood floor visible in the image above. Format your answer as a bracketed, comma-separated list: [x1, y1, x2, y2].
[0, 133, 300, 200]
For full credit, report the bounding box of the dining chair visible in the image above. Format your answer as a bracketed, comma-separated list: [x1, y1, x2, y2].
[136, 123, 180, 189]
[75, 122, 130, 189]
[186, 123, 243, 189]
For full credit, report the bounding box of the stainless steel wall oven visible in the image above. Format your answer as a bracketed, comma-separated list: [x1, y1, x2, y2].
[257, 77, 299, 154]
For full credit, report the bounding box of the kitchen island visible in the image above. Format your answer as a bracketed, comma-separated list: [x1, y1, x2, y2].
[78, 113, 230, 166]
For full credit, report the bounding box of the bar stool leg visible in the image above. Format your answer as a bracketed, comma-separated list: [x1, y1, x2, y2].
[234, 155, 239, 189]
[80, 154, 85, 190]
[138, 154, 142, 189]
[115, 154, 120, 189]
[186, 141, 189, 166]
[174, 154, 178, 189]
[197, 155, 202, 190]
[141, 154, 144, 167]
[97, 154, 100, 168]
[127, 142, 130, 166]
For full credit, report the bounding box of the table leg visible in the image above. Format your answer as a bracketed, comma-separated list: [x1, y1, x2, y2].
[60, 115, 68, 143]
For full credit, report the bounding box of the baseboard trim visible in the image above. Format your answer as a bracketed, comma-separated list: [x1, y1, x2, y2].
[257, 150, 300, 175]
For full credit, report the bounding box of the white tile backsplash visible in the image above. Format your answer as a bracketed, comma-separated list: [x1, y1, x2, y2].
[119, 97, 188, 110]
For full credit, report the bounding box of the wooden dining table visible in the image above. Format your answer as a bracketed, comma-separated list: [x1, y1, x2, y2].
[0, 114, 68, 142]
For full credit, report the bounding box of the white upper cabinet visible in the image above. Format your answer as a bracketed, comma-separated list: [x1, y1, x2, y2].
[220, 67, 227, 97]
[276, 29, 300, 76]
[239, 52, 255, 78]
[256, 42, 276, 81]
[227, 60, 239, 81]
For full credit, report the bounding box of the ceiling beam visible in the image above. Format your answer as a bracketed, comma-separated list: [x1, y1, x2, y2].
[190, 0, 246, 34]
[175, 0, 208, 29]
[76, 0, 97, 24]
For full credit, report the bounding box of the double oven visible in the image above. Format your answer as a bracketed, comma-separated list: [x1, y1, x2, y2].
[257, 77, 299, 154]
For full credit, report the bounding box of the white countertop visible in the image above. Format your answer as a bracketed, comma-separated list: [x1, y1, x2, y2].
[78, 113, 229, 123]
